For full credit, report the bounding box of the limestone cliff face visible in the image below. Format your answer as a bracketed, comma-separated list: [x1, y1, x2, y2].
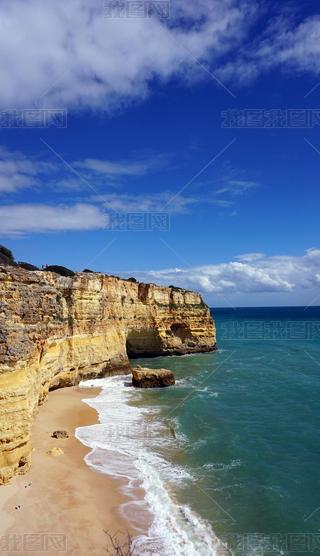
[0, 266, 216, 483]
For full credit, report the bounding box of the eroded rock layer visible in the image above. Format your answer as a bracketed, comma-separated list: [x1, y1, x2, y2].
[0, 266, 216, 483]
[132, 367, 175, 388]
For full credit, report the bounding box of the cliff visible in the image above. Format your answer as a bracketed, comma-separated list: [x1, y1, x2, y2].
[0, 265, 216, 483]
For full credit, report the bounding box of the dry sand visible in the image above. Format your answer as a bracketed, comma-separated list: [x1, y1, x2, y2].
[0, 386, 140, 556]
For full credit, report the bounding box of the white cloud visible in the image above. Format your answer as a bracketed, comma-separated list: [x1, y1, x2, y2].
[77, 158, 151, 178]
[0, 144, 257, 216]
[0, 146, 168, 194]
[0, 146, 53, 192]
[0, 0, 254, 110]
[92, 182, 257, 213]
[0, 2, 318, 112]
[130, 249, 320, 296]
[217, 14, 320, 85]
[215, 180, 257, 197]
[95, 192, 197, 214]
[75, 154, 168, 184]
[235, 252, 265, 262]
[256, 16, 320, 76]
[0, 203, 107, 235]
[211, 179, 258, 208]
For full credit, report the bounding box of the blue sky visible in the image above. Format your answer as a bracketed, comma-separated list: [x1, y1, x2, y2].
[1, 0, 320, 306]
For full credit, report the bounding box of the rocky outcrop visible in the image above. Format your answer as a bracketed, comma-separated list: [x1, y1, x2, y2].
[132, 367, 175, 388]
[0, 266, 216, 483]
[52, 430, 69, 439]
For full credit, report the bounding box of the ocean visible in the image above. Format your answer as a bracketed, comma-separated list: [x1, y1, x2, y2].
[76, 307, 320, 556]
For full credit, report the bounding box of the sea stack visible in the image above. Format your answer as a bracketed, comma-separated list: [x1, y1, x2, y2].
[132, 367, 175, 388]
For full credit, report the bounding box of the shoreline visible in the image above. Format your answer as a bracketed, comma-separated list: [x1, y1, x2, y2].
[0, 372, 229, 556]
[0, 385, 141, 556]
[76, 374, 229, 556]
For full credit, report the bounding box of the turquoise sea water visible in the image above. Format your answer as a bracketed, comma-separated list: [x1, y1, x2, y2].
[77, 307, 320, 555]
[133, 307, 320, 555]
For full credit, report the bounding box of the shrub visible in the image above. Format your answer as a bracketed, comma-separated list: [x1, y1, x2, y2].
[68, 315, 74, 327]
[17, 261, 39, 271]
[83, 268, 94, 273]
[0, 253, 12, 266]
[0, 245, 14, 260]
[44, 265, 75, 277]
[169, 285, 183, 291]
[0, 245, 15, 266]
[127, 277, 137, 283]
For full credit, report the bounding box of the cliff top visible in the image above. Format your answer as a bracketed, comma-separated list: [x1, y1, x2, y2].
[0, 262, 198, 299]
[0, 243, 203, 303]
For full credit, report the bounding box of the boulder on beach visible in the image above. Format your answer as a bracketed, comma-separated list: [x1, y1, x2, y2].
[52, 430, 69, 439]
[132, 367, 175, 388]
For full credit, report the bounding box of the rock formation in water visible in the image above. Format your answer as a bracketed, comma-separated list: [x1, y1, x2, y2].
[0, 265, 216, 483]
[132, 366, 175, 388]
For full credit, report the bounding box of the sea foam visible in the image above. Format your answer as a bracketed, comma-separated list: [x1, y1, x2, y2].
[75, 375, 226, 556]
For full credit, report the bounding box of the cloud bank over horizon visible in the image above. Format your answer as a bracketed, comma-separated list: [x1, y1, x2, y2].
[126, 249, 320, 305]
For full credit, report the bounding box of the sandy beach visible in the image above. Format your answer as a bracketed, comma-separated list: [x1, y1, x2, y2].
[0, 386, 138, 556]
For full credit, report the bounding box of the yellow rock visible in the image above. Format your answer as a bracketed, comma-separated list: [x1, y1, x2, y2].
[0, 266, 216, 483]
[132, 367, 175, 388]
[48, 447, 64, 457]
